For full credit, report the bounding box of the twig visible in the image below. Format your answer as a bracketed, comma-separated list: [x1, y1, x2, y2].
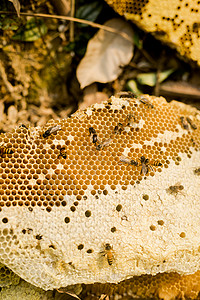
[70, 0, 75, 42]
[154, 67, 161, 96]
[0, 11, 133, 43]
[154, 51, 165, 96]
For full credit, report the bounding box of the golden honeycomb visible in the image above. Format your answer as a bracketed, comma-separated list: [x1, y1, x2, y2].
[0, 94, 200, 297]
[105, 0, 200, 65]
[81, 270, 200, 299]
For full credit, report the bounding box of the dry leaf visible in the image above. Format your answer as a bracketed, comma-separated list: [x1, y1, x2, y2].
[77, 18, 134, 89]
[8, 0, 21, 17]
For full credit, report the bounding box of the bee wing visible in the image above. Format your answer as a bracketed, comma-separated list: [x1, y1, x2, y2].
[119, 155, 129, 164]
[102, 138, 113, 148]
[51, 125, 61, 133]
[140, 164, 147, 175]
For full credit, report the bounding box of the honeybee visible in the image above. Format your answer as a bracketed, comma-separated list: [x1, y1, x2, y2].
[140, 156, 162, 175]
[0, 146, 14, 157]
[139, 96, 154, 109]
[114, 123, 124, 134]
[186, 117, 197, 130]
[59, 147, 67, 159]
[126, 114, 136, 126]
[119, 155, 138, 166]
[166, 184, 184, 196]
[96, 138, 113, 151]
[101, 243, 114, 266]
[180, 116, 189, 130]
[116, 91, 135, 98]
[194, 168, 200, 175]
[89, 127, 98, 144]
[43, 125, 61, 138]
[19, 124, 28, 129]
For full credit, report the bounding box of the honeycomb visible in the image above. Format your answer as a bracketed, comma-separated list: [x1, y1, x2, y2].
[0, 278, 54, 300]
[0, 263, 20, 288]
[81, 271, 200, 299]
[105, 0, 200, 65]
[0, 94, 200, 296]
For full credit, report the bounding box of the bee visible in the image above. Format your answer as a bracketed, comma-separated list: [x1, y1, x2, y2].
[139, 96, 154, 109]
[194, 168, 200, 175]
[166, 184, 184, 196]
[119, 155, 138, 166]
[89, 127, 98, 144]
[116, 91, 135, 98]
[43, 125, 61, 138]
[186, 117, 197, 130]
[180, 116, 189, 130]
[0, 146, 14, 157]
[96, 138, 113, 151]
[114, 123, 124, 134]
[59, 147, 67, 159]
[191, 138, 196, 147]
[101, 243, 114, 266]
[140, 156, 162, 175]
[126, 114, 136, 126]
[19, 124, 28, 129]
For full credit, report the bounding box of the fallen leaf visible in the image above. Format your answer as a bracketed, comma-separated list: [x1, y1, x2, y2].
[136, 69, 175, 87]
[76, 18, 134, 89]
[8, 0, 20, 17]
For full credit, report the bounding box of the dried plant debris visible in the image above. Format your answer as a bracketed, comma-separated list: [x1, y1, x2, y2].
[0, 94, 200, 300]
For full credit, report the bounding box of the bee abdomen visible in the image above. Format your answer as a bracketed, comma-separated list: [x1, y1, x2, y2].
[153, 161, 162, 166]
[107, 257, 113, 265]
[0, 147, 14, 157]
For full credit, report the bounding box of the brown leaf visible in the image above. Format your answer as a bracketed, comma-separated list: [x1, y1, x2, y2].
[8, 0, 21, 17]
[77, 18, 134, 88]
